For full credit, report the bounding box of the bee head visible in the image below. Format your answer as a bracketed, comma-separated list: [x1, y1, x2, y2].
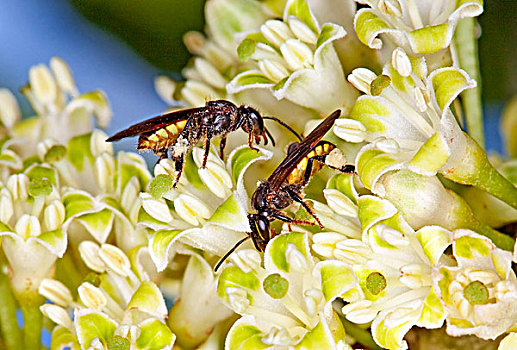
[238, 105, 271, 145]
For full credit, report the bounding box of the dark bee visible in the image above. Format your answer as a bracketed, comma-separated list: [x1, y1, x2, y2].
[106, 100, 301, 187]
[215, 110, 355, 271]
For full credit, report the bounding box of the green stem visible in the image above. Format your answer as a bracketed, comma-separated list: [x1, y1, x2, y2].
[442, 134, 517, 210]
[20, 297, 44, 350]
[455, 17, 484, 148]
[0, 270, 23, 350]
[56, 250, 84, 292]
[340, 318, 382, 350]
[474, 223, 515, 251]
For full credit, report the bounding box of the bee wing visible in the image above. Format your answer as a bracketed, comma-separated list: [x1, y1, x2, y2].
[105, 107, 204, 142]
[267, 110, 341, 188]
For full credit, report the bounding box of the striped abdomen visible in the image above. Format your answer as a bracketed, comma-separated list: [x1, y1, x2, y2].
[287, 141, 335, 185]
[137, 120, 188, 153]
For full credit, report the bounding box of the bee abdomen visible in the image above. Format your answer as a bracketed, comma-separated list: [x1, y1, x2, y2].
[287, 142, 334, 185]
[137, 120, 188, 153]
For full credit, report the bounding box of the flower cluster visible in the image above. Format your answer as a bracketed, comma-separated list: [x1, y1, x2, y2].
[1, 0, 516, 350]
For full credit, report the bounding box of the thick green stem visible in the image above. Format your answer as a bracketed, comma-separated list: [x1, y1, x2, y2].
[19, 296, 44, 350]
[455, 17, 484, 148]
[340, 318, 382, 350]
[442, 134, 517, 210]
[0, 270, 23, 350]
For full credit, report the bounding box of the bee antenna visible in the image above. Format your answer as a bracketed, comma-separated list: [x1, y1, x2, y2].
[263, 116, 303, 141]
[214, 236, 250, 272]
[264, 127, 276, 147]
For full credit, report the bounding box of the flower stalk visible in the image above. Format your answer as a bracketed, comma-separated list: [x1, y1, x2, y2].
[442, 134, 517, 210]
[340, 317, 382, 350]
[19, 294, 44, 350]
[0, 266, 23, 350]
[455, 17, 484, 148]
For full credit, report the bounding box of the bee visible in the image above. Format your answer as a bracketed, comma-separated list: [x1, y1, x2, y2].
[106, 100, 301, 187]
[215, 110, 355, 271]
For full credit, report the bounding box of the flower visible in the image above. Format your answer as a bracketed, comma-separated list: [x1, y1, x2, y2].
[306, 173, 363, 241]
[315, 195, 449, 350]
[335, 47, 517, 212]
[218, 232, 357, 349]
[434, 229, 517, 340]
[156, 0, 320, 140]
[39, 242, 175, 350]
[41, 130, 152, 249]
[229, 0, 358, 115]
[10, 57, 111, 159]
[0, 172, 67, 297]
[141, 145, 272, 271]
[167, 253, 234, 348]
[354, 0, 483, 55]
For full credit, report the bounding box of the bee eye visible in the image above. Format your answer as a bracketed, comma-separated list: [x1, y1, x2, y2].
[257, 217, 269, 233]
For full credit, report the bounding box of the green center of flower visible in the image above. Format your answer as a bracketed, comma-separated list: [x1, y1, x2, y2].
[366, 272, 387, 295]
[44, 145, 67, 163]
[370, 75, 391, 96]
[263, 273, 289, 299]
[107, 335, 130, 350]
[463, 280, 489, 305]
[28, 177, 52, 197]
[83, 273, 101, 287]
[150, 174, 173, 199]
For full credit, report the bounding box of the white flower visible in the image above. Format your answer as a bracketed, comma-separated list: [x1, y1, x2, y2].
[229, 0, 358, 115]
[316, 195, 450, 349]
[11, 57, 111, 158]
[0, 172, 66, 296]
[354, 0, 483, 55]
[40, 242, 176, 350]
[218, 232, 357, 348]
[335, 49, 517, 213]
[143, 145, 272, 271]
[434, 230, 517, 340]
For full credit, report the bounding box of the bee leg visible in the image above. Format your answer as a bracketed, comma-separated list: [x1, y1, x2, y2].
[155, 149, 169, 166]
[303, 155, 327, 185]
[247, 132, 259, 152]
[201, 126, 213, 169]
[339, 164, 356, 174]
[271, 212, 317, 228]
[219, 136, 227, 159]
[172, 154, 185, 188]
[285, 187, 324, 229]
[246, 118, 259, 152]
[270, 227, 278, 239]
